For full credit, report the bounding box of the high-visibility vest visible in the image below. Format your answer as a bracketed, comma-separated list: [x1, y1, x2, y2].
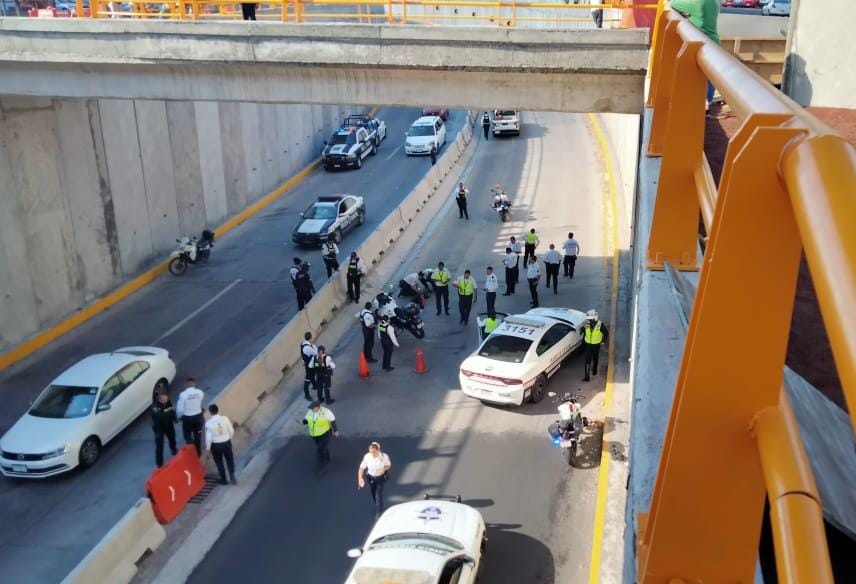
[484, 317, 498, 334]
[305, 410, 332, 437]
[433, 269, 450, 286]
[526, 232, 538, 244]
[584, 322, 603, 344]
[347, 260, 360, 276]
[457, 277, 474, 296]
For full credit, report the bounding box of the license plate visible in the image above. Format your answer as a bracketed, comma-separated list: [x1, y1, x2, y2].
[560, 439, 574, 448]
[11, 464, 27, 473]
[416, 322, 424, 329]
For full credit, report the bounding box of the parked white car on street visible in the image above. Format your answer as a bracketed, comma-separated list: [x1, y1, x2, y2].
[492, 110, 521, 136]
[0, 347, 176, 478]
[459, 308, 587, 406]
[405, 116, 447, 155]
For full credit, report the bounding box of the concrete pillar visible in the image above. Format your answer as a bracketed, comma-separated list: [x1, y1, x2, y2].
[194, 101, 229, 226]
[217, 101, 248, 216]
[166, 100, 207, 235]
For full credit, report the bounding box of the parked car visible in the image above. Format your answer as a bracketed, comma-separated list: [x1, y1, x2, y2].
[492, 110, 521, 136]
[291, 194, 366, 246]
[321, 126, 376, 170]
[343, 114, 387, 147]
[404, 116, 447, 156]
[762, 0, 789, 16]
[0, 347, 176, 478]
[422, 107, 449, 121]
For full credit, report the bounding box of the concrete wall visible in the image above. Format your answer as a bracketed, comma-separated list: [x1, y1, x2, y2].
[0, 97, 358, 351]
[597, 113, 641, 229]
[784, 0, 856, 108]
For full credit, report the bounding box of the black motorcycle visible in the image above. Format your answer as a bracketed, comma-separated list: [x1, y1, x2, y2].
[547, 392, 588, 467]
[168, 229, 215, 276]
[394, 302, 426, 339]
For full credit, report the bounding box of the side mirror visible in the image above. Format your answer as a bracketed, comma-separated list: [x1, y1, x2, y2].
[299, 212, 304, 217]
[323, 140, 328, 145]
[463, 555, 476, 566]
[547, 391, 556, 397]
[97, 403, 111, 413]
[346, 548, 363, 559]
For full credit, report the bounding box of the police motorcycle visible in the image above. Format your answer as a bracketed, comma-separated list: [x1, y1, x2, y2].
[168, 230, 215, 276]
[490, 183, 511, 222]
[373, 291, 425, 339]
[546, 391, 589, 468]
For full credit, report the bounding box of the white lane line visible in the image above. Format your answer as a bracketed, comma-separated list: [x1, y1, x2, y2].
[150, 278, 242, 345]
[384, 145, 402, 161]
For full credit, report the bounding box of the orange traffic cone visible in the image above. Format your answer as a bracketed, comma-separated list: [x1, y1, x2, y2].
[359, 352, 371, 379]
[414, 348, 428, 374]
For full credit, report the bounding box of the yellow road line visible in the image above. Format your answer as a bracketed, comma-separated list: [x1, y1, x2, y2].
[0, 106, 380, 372]
[587, 112, 621, 584]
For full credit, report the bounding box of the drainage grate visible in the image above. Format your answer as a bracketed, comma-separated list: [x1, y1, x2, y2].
[188, 474, 221, 504]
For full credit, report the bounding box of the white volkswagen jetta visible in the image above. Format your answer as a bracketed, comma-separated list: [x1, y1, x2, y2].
[0, 347, 176, 478]
[345, 496, 486, 584]
[459, 308, 587, 406]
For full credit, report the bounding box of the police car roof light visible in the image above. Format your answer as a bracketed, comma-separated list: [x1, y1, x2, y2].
[503, 316, 545, 328]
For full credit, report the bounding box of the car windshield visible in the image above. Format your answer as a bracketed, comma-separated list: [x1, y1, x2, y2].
[368, 533, 463, 555]
[331, 133, 356, 146]
[29, 385, 98, 419]
[303, 205, 338, 220]
[497, 110, 517, 117]
[409, 125, 435, 137]
[478, 335, 532, 363]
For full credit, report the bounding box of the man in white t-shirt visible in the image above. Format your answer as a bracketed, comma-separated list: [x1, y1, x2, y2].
[563, 232, 580, 279]
[357, 441, 392, 516]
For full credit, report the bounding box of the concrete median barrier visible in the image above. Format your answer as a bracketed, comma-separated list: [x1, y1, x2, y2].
[61, 498, 165, 584]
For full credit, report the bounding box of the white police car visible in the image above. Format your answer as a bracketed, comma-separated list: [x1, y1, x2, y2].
[459, 307, 587, 406]
[322, 126, 376, 170]
[345, 496, 486, 584]
[291, 194, 366, 246]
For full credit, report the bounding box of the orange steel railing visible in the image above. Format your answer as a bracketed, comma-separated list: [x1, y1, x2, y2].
[639, 8, 853, 584]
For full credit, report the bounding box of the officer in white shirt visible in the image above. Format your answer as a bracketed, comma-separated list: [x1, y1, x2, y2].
[398, 272, 425, 306]
[357, 441, 392, 517]
[300, 332, 317, 401]
[502, 247, 518, 296]
[359, 302, 378, 363]
[308, 345, 336, 404]
[526, 256, 541, 307]
[543, 243, 563, 294]
[176, 378, 205, 455]
[204, 404, 236, 485]
[321, 241, 339, 278]
[289, 257, 303, 289]
[484, 266, 499, 315]
[563, 232, 580, 278]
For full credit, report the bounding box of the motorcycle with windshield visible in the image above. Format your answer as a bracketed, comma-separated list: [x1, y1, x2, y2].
[373, 292, 425, 339]
[168, 230, 215, 276]
[546, 391, 588, 467]
[490, 184, 511, 222]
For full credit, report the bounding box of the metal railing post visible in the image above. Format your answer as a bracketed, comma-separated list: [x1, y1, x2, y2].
[639, 121, 807, 583]
[646, 0, 666, 87]
[646, 18, 680, 156]
[295, 0, 302, 22]
[387, 0, 393, 23]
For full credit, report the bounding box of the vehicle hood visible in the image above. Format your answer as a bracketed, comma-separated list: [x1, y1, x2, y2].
[347, 550, 441, 584]
[1, 414, 88, 454]
[461, 354, 529, 380]
[365, 501, 482, 548]
[324, 144, 357, 156]
[296, 219, 333, 235]
[406, 135, 436, 146]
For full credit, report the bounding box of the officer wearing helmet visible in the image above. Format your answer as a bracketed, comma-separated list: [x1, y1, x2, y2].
[581, 309, 609, 381]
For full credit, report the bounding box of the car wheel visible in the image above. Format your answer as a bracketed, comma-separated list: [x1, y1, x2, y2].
[153, 378, 169, 402]
[356, 156, 362, 169]
[358, 210, 366, 225]
[529, 373, 547, 403]
[370, 142, 377, 156]
[79, 436, 101, 468]
[332, 229, 342, 244]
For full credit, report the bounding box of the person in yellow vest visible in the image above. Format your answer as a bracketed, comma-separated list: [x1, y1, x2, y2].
[302, 401, 338, 465]
[453, 269, 478, 326]
[582, 309, 609, 381]
[523, 228, 540, 267]
[432, 261, 451, 316]
[481, 311, 499, 341]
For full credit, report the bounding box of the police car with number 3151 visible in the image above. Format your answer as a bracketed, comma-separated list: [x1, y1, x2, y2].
[459, 308, 587, 406]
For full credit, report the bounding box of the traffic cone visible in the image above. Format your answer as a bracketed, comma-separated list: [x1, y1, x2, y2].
[414, 348, 428, 374]
[359, 352, 371, 379]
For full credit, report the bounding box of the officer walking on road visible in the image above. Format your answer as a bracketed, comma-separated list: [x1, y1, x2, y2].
[582, 309, 609, 381]
[176, 378, 205, 456]
[346, 252, 367, 304]
[205, 404, 237, 485]
[502, 247, 517, 295]
[526, 256, 541, 308]
[483, 266, 498, 315]
[543, 244, 563, 294]
[321, 240, 340, 278]
[295, 263, 315, 310]
[453, 269, 477, 326]
[563, 232, 580, 278]
[357, 441, 392, 517]
[482, 112, 491, 140]
[523, 228, 540, 267]
[302, 401, 338, 465]
[359, 302, 378, 362]
[309, 345, 336, 404]
[300, 332, 317, 401]
[151, 392, 177, 468]
[455, 182, 470, 220]
[379, 314, 400, 371]
[432, 261, 451, 316]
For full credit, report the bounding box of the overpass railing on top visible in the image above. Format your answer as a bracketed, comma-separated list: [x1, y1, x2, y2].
[640, 7, 854, 584]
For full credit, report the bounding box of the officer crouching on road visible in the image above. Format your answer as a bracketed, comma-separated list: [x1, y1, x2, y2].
[151, 392, 177, 468]
[204, 404, 237, 485]
[309, 345, 336, 404]
[378, 314, 400, 371]
[359, 302, 378, 363]
[581, 309, 609, 382]
[302, 401, 339, 465]
[176, 378, 205, 456]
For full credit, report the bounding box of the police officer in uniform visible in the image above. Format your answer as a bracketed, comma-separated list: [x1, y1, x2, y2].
[300, 332, 317, 401]
[482, 111, 491, 139]
[430, 144, 437, 166]
[295, 263, 315, 310]
[453, 269, 477, 326]
[289, 257, 303, 289]
[432, 261, 451, 316]
[582, 310, 609, 381]
[204, 404, 237, 485]
[346, 252, 367, 304]
[526, 256, 541, 308]
[321, 240, 339, 278]
[302, 401, 339, 465]
[378, 314, 400, 371]
[523, 228, 540, 267]
[176, 378, 205, 455]
[502, 247, 517, 295]
[151, 392, 177, 468]
[309, 345, 336, 404]
[359, 302, 378, 362]
[455, 182, 469, 220]
[483, 266, 498, 315]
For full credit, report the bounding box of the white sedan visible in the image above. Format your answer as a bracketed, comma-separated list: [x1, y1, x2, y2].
[0, 347, 176, 478]
[459, 308, 587, 406]
[345, 496, 486, 584]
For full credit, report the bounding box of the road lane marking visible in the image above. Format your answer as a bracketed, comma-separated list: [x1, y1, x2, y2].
[384, 145, 402, 161]
[587, 112, 621, 584]
[150, 279, 242, 345]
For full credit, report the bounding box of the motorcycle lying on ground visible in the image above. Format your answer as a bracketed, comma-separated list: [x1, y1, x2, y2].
[490, 184, 511, 222]
[168, 230, 215, 276]
[373, 292, 426, 339]
[546, 391, 588, 467]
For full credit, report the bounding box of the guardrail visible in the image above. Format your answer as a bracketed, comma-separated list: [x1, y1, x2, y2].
[639, 8, 854, 584]
[720, 36, 786, 85]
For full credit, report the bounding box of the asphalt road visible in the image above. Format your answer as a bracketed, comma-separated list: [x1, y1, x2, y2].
[0, 107, 466, 583]
[189, 111, 617, 583]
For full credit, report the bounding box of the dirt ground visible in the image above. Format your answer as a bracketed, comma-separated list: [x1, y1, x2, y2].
[703, 104, 854, 412]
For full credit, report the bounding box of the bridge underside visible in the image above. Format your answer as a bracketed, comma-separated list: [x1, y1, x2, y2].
[0, 20, 648, 113]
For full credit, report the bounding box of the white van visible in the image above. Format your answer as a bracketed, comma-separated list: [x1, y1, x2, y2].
[405, 116, 447, 155]
[493, 110, 521, 136]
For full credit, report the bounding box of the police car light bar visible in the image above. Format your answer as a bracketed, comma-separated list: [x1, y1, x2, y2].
[503, 316, 545, 328]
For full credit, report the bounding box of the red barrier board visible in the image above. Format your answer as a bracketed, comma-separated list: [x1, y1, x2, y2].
[146, 445, 206, 524]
